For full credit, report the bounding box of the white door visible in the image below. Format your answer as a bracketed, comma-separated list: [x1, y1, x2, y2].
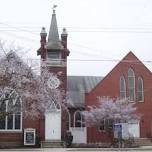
[45, 111, 61, 140]
[128, 122, 140, 138]
[70, 127, 87, 143]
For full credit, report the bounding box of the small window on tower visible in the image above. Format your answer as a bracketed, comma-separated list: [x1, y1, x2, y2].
[47, 51, 60, 59]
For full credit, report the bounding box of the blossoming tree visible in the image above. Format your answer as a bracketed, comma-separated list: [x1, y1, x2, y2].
[0, 50, 66, 120]
[83, 97, 140, 130]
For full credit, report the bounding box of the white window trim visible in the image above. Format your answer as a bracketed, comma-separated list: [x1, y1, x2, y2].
[67, 110, 71, 129]
[0, 97, 22, 132]
[128, 68, 136, 102]
[74, 110, 83, 128]
[137, 77, 144, 102]
[120, 76, 126, 98]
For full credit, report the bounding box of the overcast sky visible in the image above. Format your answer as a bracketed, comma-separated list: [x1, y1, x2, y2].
[0, 0, 152, 76]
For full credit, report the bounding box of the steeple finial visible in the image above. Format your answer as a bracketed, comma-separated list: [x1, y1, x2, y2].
[52, 5, 57, 14]
[40, 27, 47, 36]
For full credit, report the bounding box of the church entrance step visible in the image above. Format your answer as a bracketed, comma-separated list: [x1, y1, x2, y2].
[41, 140, 64, 148]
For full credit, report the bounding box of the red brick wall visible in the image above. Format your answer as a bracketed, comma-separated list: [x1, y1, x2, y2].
[0, 116, 41, 147]
[48, 66, 67, 90]
[0, 133, 22, 142]
[86, 52, 152, 142]
[87, 127, 113, 143]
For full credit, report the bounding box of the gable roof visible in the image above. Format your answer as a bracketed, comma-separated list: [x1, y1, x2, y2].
[67, 76, 102, 108]
[88, 51, 152, 95]
[122, 51, 143, 62]
[120, 51, 152, 74]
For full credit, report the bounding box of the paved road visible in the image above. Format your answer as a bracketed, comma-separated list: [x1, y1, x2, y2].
[1, 148, 152, 152]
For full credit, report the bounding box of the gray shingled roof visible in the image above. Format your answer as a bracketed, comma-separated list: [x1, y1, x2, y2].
[67, 76, 103, 108]
[45, 11, 63, 50]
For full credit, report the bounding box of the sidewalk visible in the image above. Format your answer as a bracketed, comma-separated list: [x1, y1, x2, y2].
[67, 146, 152, 151]
[1, 146, 152, 152]
[0, 148, 65, 152]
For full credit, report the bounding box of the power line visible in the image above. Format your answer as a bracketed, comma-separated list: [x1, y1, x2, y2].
[0, 22, 38, 35]
[24, 58, 152, 64]
[2, 22, 152, 29]
[0, 31, 38, 42]
[0, 21, 152, 65]
[2, 29, 152, 33]
[2, 22, 152, 33]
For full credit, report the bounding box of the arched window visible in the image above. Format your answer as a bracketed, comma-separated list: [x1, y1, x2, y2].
[120, 76, 126, 98]
[128, 68, 135, 101]
[74, 111, 84, 128]
[65, 110, 71, 130]
[137, 77, 144, 102]
[0, 89, 22, 131]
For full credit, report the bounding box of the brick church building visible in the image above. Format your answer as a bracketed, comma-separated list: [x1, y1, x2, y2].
[0, 9, 152, 148]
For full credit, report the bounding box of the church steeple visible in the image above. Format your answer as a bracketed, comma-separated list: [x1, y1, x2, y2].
[38, 6, 70, 60]
[45, 9, 63, 50]
[37, 7, 70, 141]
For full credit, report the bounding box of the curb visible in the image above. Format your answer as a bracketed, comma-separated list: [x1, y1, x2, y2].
[67, 147, 152, 151]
